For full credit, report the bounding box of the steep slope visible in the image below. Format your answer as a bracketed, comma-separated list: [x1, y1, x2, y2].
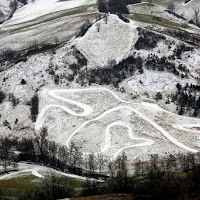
[3, 0, 96, 25]
[75, 15, 138, 68]
[0, 0, 200, 163]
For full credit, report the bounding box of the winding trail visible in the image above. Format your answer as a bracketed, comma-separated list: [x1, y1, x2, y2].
[66, 105, 199, 157]
[102, 121, 154, 159]
[173, 124, 200, 133]
[36, 87, 199, 159]
[36, 87, 130, 131]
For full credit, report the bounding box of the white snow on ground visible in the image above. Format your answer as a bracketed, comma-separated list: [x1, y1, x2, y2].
[128, 3, 178, 22]
[128, 1, 200, 33]
[130, 0, 200, 22]
[36, 87, 200, 162]
[102, 121, 154, 159]
[0, 6, 98, 52]
[36, 87, 130, 131]
[181, 50, 200, 78]
[0, 101, 32, 137]
[3, 0, 96, 25]
[177, 0, 200, 20]
[127, 69, 196, 96]
[0, 163, 98, 181]
[173, 124, 200, 134]
[75, 15, 138, 68]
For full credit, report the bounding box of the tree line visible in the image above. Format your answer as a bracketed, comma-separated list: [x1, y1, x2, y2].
[0, 128, 107, 178]
[170, 83, 200, 116]
[1, 134, 200, 200]
[97, 0, 141, 14]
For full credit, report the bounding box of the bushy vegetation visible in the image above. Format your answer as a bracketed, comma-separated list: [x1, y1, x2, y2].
[0, 91, 6, 104]
[0, 43, 59, 68]
[81, 153, 200, 200]
[30, 94, 39, 122]
[17, 0, 28, 4]
[165, 28, 200, 46]
[17, 172, 75, 200]
[170, 83, 200, 116]
[135, 28, 166, 50]
[76, 20, 93, 37]
[97, 0, 141, 14]
[76, 55, 143, 88]
[145, 55, 179, 75]
[0, 129, 106, 178]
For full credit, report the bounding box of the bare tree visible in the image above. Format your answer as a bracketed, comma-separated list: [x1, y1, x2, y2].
[58, 146, 69, 171]
[0, 137, 12, 173]
[97, 154, 105, 174]
[134, 158, 143, 175]
[87, 154, 96, 175]
[95, 23, 101, 32]
[103, 14, 108, 24]
[68, 142, 82, 173]
[34, 127, 49, 162]
[41, 171, 74, 199]
[48, 141, 57, 166]
[30, 94, 39, 122]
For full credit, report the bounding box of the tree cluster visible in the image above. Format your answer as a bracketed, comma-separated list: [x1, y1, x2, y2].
[0, 42, 59, 68]
[165, 28, 200, 46]
[135, 27, 166, 50]
[82, 153, 200, 200]
[170, 83, 200, 116]
[1, 130, 200, 200]
[76, 55, 143, 88]
[0, 129, 106, 179]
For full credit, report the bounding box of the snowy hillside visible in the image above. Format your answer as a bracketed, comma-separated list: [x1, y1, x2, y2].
[3, 0, 96, 25]
[0, 0, 200, 166]
[76, 15, 138, 68]
[0, 0, 24, 23]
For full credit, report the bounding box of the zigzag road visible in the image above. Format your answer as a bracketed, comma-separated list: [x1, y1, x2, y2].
[36, 87, 199, 159]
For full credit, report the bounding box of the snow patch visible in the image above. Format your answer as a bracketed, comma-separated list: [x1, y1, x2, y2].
[4, 0, 96, 25]
[127, 70, 196, 95]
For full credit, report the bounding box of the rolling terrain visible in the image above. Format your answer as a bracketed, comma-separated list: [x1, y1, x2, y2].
[0, 0, 200, 178]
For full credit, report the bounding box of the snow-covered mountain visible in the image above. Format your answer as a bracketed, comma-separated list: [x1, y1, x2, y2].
[0, 0, 200, 163]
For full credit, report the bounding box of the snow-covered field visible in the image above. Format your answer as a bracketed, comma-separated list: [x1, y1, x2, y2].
[128, 0, 200, 33]
[75, 15, 138, 68]
[0, 0, 200, 168]
[37, 87, 200, 162]
[0, 162, 96, 181]
[128, 3, 178, 22]
[3, 0, 96, 25]
[133, 0, 200, 21]
[0, 0, 98, 52]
